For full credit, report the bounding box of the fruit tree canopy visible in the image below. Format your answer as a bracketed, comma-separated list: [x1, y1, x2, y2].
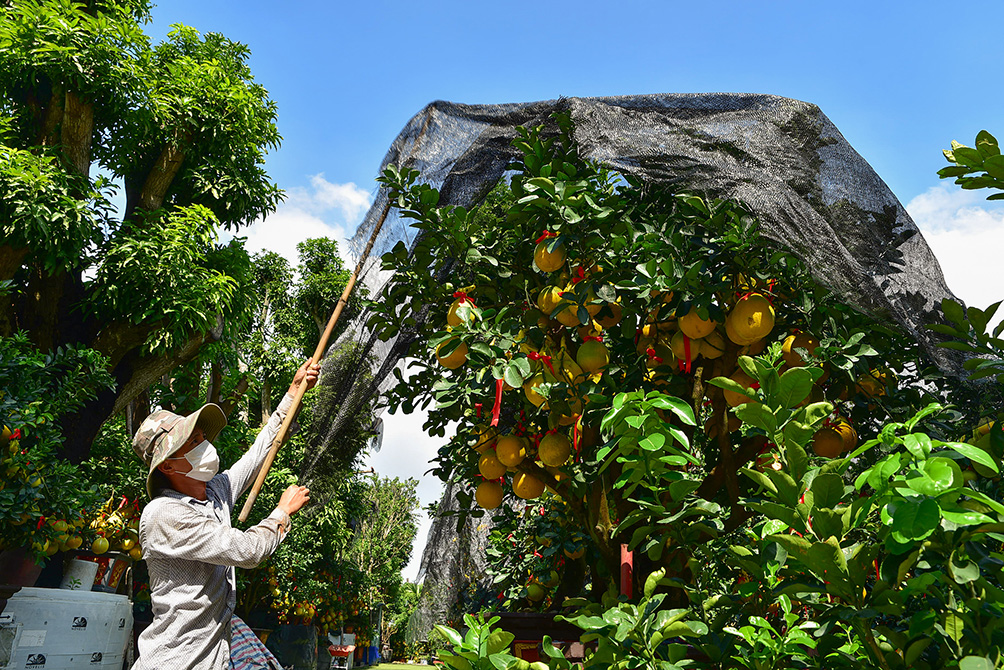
[301, 93, 962, 487]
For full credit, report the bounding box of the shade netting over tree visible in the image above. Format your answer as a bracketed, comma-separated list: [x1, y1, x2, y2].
[298, 93, 964, 634]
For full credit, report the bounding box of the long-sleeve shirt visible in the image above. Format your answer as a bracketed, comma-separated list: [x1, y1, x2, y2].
[133, 394, 295, 670]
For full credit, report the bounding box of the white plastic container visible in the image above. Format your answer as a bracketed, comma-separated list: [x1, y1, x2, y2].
[59, 560, 99, 591]
[0, 587, 132, 670]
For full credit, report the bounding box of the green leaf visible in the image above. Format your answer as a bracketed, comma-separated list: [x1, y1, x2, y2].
[905, 457, 962, 496]
[811, 473, 845, 509]
[648, 395, 696, 425]
[944, 441, 1000, 474]
[777, 367, 814, 408]
[435, 625, 464, 648]
[902, 433, 932, 460]
[735, 403, 776, 434]
[890, 498, 941, 542]
[943, 298, 966, 325]
[950, 554, 981, 585]
[503, 364, 526, 389]
[953, 146, 984, 168]
[486, 629, 515, 655]
[645, 568, 666, 598]
[959, 656, 995, 670]
[639, 433, 666, 451]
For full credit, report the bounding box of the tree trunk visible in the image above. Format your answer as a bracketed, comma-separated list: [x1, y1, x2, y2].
[261, 379, 272, 423]
[208, 359, 223, 405]
[61, 90, 93, 178]
[220, 375, 250, 418]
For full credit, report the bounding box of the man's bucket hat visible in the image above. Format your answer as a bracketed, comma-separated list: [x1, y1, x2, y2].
[132, 404, 227, 498]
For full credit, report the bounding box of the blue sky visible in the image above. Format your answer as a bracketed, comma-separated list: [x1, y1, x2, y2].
[146, 1, 1004, 580]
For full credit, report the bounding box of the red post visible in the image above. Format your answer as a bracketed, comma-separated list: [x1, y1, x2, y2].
[620, 544, 633, 599]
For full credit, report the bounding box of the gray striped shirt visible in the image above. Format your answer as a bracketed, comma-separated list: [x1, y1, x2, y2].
[133, 394, 294, 670]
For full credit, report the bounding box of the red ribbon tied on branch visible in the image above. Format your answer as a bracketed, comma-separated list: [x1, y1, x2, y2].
[535, 230, 558, 244]
[677, 336, 693, 373]
[527, 351, 556, 376]
[645, 347, 663, 365]
[571, 266, 586, 284]
[584, 334, 604, 342]
[491, 378, 504, 427]
[10, 429, 21, 440]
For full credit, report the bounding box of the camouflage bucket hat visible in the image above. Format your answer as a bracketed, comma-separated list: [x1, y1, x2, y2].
[132, 404, 227, 498]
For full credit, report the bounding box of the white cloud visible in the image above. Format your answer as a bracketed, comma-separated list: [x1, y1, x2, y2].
[241, 175, 372, 266]
[907, 183, 1004, 322]
[364, 403, 452, 583]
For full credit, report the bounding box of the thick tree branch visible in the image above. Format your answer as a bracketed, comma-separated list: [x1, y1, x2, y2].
[138, 142, 186, 213]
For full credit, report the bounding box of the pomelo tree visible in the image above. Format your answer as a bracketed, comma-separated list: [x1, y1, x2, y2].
[370, 116, 1004, 668]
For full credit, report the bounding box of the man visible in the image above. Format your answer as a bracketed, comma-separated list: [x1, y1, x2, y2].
[131, 360, 320, 670]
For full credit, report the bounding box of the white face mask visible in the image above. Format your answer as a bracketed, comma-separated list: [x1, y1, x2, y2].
[170, 440, 220, 482]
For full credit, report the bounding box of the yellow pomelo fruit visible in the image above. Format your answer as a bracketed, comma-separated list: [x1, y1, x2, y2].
[576, 339, 609, 374]
[811, 427, 844, 458]
[781, 333, 819, 368]
[537, 286, 565, 316]
[534, 239, 566, 273]
[65, 535, 83, 550]
[129, 547, 143, 561]
[436, 338, 468, 369]
[725, 315, 755, 346]
[479, 450, 508, 480]
[833, 418, 858, 453]
[524, 374, 547, 408]
[678, 306, 718, 339]
[743, 337, 768, 356]
[726, 294, 775, 344]
[584, 287, 602, 318]
[554, 288, 583, 327]
[700, 329, 726, 360]
[471, 424, 498, 452]
[446, 297, 475, 327]
[857, 367, 894, 398]
[595, 301, 623, 329]
[513, 472, 545, 500]
[544, 348, 583, 385]
[724, 369, 757, 407]
[555, 395, 583, 426]
[671, 330, 699, 362]
[538, 433, 572, 467]
[526, 583, 546, 601]
[496, 435, 527, 467]
[92, 537, 110, 554]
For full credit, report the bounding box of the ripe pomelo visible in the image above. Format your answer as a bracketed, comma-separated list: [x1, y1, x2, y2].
[781, 332, 819, 368]
[726, 294, 775, 344]
[436, 338, 468, 369]
[700, 329, 726, 360]
[538, 433, 572, 467]
[92, 537, 110, 554]
[513, 472, 545, 500]
[471, 424, 498, 452]
[479, 450, 508, 480]
[524, 374, 547, 408]
[496, 435, 527, 467]
[534, 239, 566, 273]
[832, 418, 858, 453]
[576, 339, 609, 374]
[537, 286, 565, 316]
[447, 297, 475, 328]
[595, 301, 623, 329]
[723, 369, 757, 407]
[678, 306, 717, 339]
[476, 480, 504, 509]
[811, 427, 844, 458]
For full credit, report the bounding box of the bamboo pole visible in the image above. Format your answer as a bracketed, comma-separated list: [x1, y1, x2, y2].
[238, 200, 392, 522]
[238, 110, 433, 523]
